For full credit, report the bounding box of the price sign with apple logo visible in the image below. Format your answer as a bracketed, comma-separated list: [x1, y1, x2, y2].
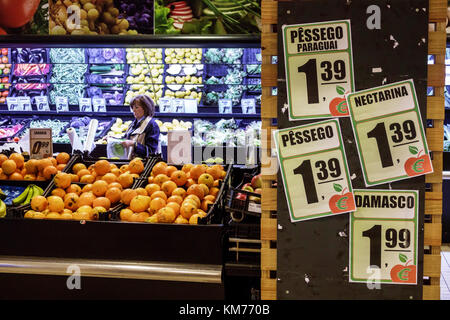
[346, 79, 433, 186]
[282, 20, 355, 120]
[349, 189, 418, 285]
[273, 119, 355, 222]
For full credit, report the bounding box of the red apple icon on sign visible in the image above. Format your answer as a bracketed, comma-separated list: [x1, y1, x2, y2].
[329, 85, 349, 116]
[404, 146, 432, 177]
[328, 184, 356, 213]
[390, 254, 417, 284]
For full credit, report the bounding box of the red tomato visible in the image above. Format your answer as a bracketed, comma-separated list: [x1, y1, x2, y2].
[1, 56, 8, 64]
[2, 91, 8, 97]
[1, 77, 8, 83]
[0, 0, 40, 28]
[1, 49, 7, 56]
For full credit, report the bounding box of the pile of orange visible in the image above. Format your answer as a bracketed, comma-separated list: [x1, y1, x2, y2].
[0, 152, 70, 181]
[24, 158, 146, 221]
[119, 161, 226, 225]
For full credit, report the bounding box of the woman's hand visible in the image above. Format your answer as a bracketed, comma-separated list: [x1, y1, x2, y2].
[121, 140, 135, 148]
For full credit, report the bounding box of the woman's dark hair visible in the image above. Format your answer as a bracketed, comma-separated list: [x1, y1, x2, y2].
[130, 94, 156, 117]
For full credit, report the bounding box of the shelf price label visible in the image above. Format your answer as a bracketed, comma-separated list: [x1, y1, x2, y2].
[159, 97, 173, 113]
[241, 98, 256, 114]
[171, 99, 185, 113]
[6, 97, 21, 111]
[29, 128, 53, 159]
[349, 189, 418, 285]
[55, 96, 69, 112]
[79, 98, 92, 112]
[273, 119, 355, 222]
[35, 96, 50, 111]
[184, 98, 198, 113]
[282, 20, 355, 120]
[346, 79, 433, 186]
[219, 99, 233, 114]
[92, 98, 106, 112]
[18, 97, 32, 111]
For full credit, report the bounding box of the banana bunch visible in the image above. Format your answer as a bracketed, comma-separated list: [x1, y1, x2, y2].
[12, 184, 44, 207]
[0, 199, 6, 218]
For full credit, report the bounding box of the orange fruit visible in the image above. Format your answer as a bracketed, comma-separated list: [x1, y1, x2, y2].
[1, 159, 16, 175]
[197, 209, 207, 217]
[37, 158, 53, 173]
[209, 187, 220, 197]
[145, 214, 159, 223]
[77, 168, 90, 178]
[145, 183, 160, 196]
[180, 201, 197, 220]
[213, 179, 221, 187]
[185, 178, 195, 188]
[101, 172, 117, 184]
[117, 173, 134, 188]
[31, 195, 48, 212]
[156, 207, 176, 223]
[108, 182, 123, 190]
[166, 165, 177, 178]
[75, 206, 93, 220]
[119, 164, 129, 173]
[148, 197, 166, 215]
[60, 212, 73, 220]
[167, 195, 183, 205]
[154, 173, 170, 186]
[94, 160, 111, 176]
[48, 157, 57, 167]
[56, 152, 70, 165]
[70, 174, 79, 182]
[171, 187, 186, 198]
[0, 154, 7, 166]
[105, 187, 122, 204]
[182, 163, 193, 173]
[120, 208, 134, 221]
[50, 188, 65, 199]
[46, 212, 61, 220]
[185, 194, 201, 207]
[198, 173, 214, 188]
[0, 172, 7, 180]
[82, 183, 93, 193]
[54, 172, 72, 189]
[199, 184, 209, 197]
[23, 174, 36, 181]
[174, 215, 189, 224]
[166, 202, 180, 215]
[170, 170, 187, 186]
[206, 166, 222, 180]
[92, 197, 111, 211]
[92, 180, 108, 197]
[43, 166, 58, 180]
[64, 193, 79, 211]
[130, 195, 150, 212]
[150, 190, 167, 201]
[152, 161, 168, 176]
[135, 187, 147, 196]
[24, 159, 39, 174]
[128, 158, 145, 174]
[203, 195, 216, 203]
[77, 192, 96, 207]
[9, 172, 23, 180]
[91, 207, 106, 220]
[72, 163, 87, 174]
[80, 174, 95, 184]
[9, 153, 25, 169]
[135, 211, 150, 222]
[186, 184, 204, 200]
[189, 213, 201, 225]
[66, 184, 82, 195]
[121, 189, 138, 205]
[57, 164, 66, 171]
[201, 199, 214, 212]
[189, 164, 206, 181]
[111, 168, 121, 177]
[161, 180, 177, 197]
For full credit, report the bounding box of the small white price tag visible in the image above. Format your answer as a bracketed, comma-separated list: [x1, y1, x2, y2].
[35, 96, 50, 111]
[92, 98, 107, 112]
[241, 98, 256, 114]
[184, 99, 198, 113]
[55, 96, 69, 112]
[6, 97, 21, 111]
[171, 98, 185, 113]
[79, 98, 93, 112]
[18, 97, 32, 111]
[219, 99, 233, 114]
[29, 128, 53, 159]
[159, 97, 173, 113]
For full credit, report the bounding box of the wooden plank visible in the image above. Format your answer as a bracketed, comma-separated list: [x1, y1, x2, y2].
[423, 285, 441, 300]
[261, 218, 277, 241]
[423, 254, 441, 278]
[262, 33, 278, 56]
[429, 0, 447, 22]
[261, 248, 277, 271]
[425, 199, 442, 215]
[426, 127, 444, 151]
[261, 64, 278, 87]
[424, 223, 442, 246]
[427, 64, 445, 87]
[260, 278, 277, 300]
[261, 0, 278, 25]
[261, 95, 278, 119]
[425, 154, 443, 183]
[262, 188, 277, 211]
[427, 96, 445, 119]
[428, 31, 447, 55]
[425, 191, 442, 200]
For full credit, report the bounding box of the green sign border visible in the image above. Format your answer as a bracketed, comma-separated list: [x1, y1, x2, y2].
[349, 189, 419, 284]
[282, 20, 355, 120]
[347, 79, 431, 187]
[274, 119, 355, 222]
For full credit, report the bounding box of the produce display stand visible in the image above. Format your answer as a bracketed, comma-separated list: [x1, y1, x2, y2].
[259, 0, 445, 300]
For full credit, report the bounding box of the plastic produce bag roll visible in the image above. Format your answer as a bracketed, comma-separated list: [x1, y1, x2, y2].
[83, 119, 98, 154]
[67, 127, 83, 152]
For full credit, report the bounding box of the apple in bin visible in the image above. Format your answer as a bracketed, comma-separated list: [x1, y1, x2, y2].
[328, 85, 349, 116]
[404, 146, 432, 177]
[390, 254, 417, 284]
[328, 183, 355, 213]
[249, 188, 261, 204]
[251, 174, 262, 189]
